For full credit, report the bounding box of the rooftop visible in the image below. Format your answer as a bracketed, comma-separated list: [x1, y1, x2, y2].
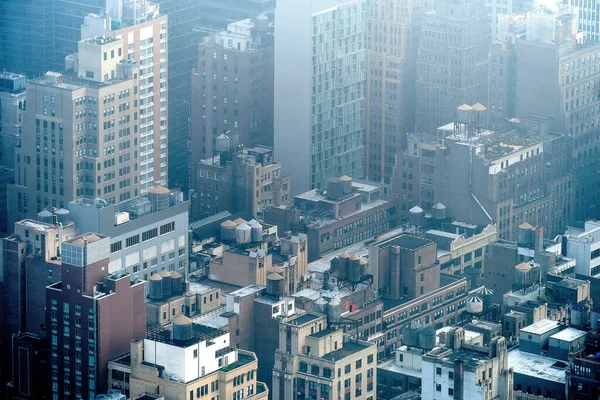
[309, 328, 339, 339]
[229, 284, 265, 298]
[375, 234, 433, 251]
[286, 312, 322, 326]
[550, 327, 587, 342]
[146, 323, 227, 348]
[426, 346, 497, 369]
[321, 341, 372, 362]
[521, 319, 560, 335]
[17, 219, 57, 233]
[508, 349, 567, 383]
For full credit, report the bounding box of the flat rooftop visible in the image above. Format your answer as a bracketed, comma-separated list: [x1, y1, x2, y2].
[508, 349, 567, 384]
[229, 284, 265, 298]
[322, 341, 372, 362]
[375, 234, 433, 251]
[521, 319, 560, 335]
[310, 328, 339, 339]
[286, 313, 322, 326]
[17, 219, 57, 233]
[550, 327, 587, 342]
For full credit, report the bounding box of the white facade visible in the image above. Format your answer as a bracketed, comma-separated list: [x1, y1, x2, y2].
[274, 0, 367, 194]
[143, 331, 235, 383]
[565, 220, 600, 276]
[486, 0, 513, 39]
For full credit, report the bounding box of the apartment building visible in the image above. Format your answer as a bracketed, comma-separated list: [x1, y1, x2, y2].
[81, 6, 169, 192]
[68, 186, 189, 281]
[9, 36, 140, 229]
[272, 312, 378, 400]
[46, 233, 146, 398]
[191, 16, 274, 162]
[193, 143, 289, 219]
[128, 318, 268, 400]
[366, 0, 430, 183]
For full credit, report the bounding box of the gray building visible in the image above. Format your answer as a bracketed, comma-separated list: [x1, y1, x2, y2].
[8, 37, 141, 229]
[415, 0, 491, 133]
[508, 349, 567, 399]
[193, 144, 289, 219]
[366, 0, 430, 184]
[68, 186, 189, 282]
[191, 16, 274, 162]
[274, 0, 367, 193]
[0, 0, 55, 77]
[0, 72, 26, 166]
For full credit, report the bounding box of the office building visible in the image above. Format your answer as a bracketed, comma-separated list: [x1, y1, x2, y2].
[46, 233, 146, 398]
[415, 0, 491, 133]
[486, 0, 514, 39]
[272, 312, 378, 400]
[128, 318, 269, 399]
[81, 7, 169, 192]
[191, 16, 274, 163]
[488, 13, 527, 132]
[0, 0, 55, 77]
[274, 0, 367, 193]
[193, 143, 289, 219]
[8, 36, 141, 229]
[515, 8, 600, 221]
[265, 176, 398, 262]
[567, 331, 600, 399]
[564, 0, 598, 41]
[394, 119, 572, 241]
[0, 72, 26, 166]
[365, 0, 430, 183]
[421, 330, 513, 399]
[68, 186, 189, 281]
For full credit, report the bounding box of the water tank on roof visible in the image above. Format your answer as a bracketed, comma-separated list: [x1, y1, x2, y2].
[254, 14, 269, 32]
[348, 254, 361, 282]
[466, 295, 484, 314]
[419, 327, 436, 350]
[337, 252, 349, 280]
[250, 221, 263, 242]
[161, 269, 172, 298]
[340, 175, 352, 194]
[38, 209, 53, 224]
[216, 133, 230, 153]
[315, 297, 328, 314]
[236, 223, 251, 244]
[517, 223, 534, 247]
[148, 273, 163, 300]
[327, 296, 341, 322]
[148, 185, 170, 211]
[220, 220, 237, 241]
[327, 177, 344, 200]
[514, 262, 535, 287]
[107, 390, 124, 399]
[456, 104, 473, 124]
[55, 208, 70, 225]
[402, 320, 421, 347]
[266, 272, 284, 296]
[96, 395, 110, 400]
[171, 271, 183, 295]
[359, 257, 368, 277]
[409, 206, 423, 226]
[433, 203, 446, 220]
[173, 315, 193, 341]
[474, 286, 494, 311]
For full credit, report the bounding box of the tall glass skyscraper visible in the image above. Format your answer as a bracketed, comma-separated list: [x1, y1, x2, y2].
[0, 0, 54, 77]
[274, 0, 367, 193]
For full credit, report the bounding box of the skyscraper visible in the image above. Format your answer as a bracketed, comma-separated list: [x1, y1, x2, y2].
[8, 36, 140, 227]
[191, 16, 274, 162]
[274, 0, 367, 193]
[415, 0, 491, 133]
[365, 0, 430, 183]
[46, 233, 146, 398]
[81, 6, 169, 192]
[0, 0, 54, 77]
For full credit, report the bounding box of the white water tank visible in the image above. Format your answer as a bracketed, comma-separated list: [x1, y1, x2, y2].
[236, 223, 251, 244]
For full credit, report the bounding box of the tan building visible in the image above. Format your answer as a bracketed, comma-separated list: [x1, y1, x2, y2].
[81, 7, 169, 192]
[9, 35, 140, 226]
[272, 312, 377, 400]
[209, 229, 308, 295]
[127, 316, 268, 400]
[146, 279, 222, 328]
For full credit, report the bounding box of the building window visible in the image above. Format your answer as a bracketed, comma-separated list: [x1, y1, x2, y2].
[142, 228, 158, 241]
[126, 235, 140, 247]
[110, 241, 122, 253]
[194, 349, 198, 358]
[436, 384, 441, 392]
[160, 221, 175, 235]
